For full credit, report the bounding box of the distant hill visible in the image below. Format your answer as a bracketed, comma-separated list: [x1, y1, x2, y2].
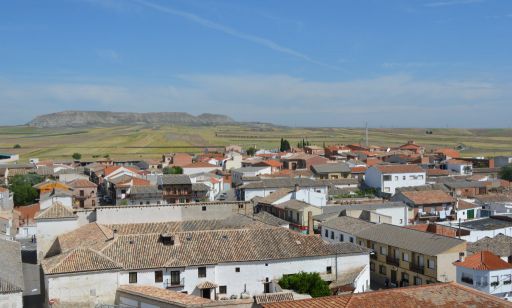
[27, 111, 237, 128]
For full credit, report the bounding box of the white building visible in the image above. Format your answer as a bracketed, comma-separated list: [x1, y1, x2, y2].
[446, 159, 473, 175]
[222, 151, 243, 171]
[239, 178, 328, 202]
[182, 162, 222, 175]
[35, 202, 79, 262]
[41, 224, 370, 306]
[364, 164, 426, 195]
[231, 166, 272, 186]
[455, 251, 512, 301]
[0, 187, 14, 211]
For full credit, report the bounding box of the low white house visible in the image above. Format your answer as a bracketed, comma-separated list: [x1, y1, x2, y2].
[455, 251, 512, 301]
[446, 159, 473, 175]
[364, 164, 426, 195]
[41, 224, 370, 306]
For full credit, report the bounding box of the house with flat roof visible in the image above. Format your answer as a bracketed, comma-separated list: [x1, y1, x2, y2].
[364, 164, 426, 195]
[311, 163, 351, 180]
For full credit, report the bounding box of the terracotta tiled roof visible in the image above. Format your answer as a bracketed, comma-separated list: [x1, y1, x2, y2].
[447, 159, 471, 165]
[255, 292, 294, 305]
[67, 178, 97, 188]
[435, 148, 460, 158]
[373, 164, 424, 174]
[454, 251, 512, 271]
[56, 222, 114, 253]
[257, 188, 292, 204]
[258, 160, 282, 168]
[118, 285, 213, 305]
[43, 226, 369, 274]
[42, 247, 122, 274]
[350, 166, 367, 173]
[426, 169, 450, 176]
[457, 200, 479, 210]
[263, 282, 511, 308]
[0, 187, 8, 192]
[399, 190, 454, 205]
[196, 281, 218, 289]
[35, 202, 77, 220]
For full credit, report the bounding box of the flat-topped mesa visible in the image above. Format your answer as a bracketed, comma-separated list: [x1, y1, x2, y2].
[27, 111, 236, 128]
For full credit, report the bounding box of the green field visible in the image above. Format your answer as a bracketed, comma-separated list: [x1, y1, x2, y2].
[1, 125, 511, 162]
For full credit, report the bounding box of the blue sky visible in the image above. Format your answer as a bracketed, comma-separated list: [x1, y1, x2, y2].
[0, 0, 511, 127]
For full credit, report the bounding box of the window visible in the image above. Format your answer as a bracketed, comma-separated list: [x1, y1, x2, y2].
[296, 212, 299, 222]
[394, 176, 399, 181]
[460, 272, 473, 284]
[371, 242, 375, 250]
[324, 229, 328, 237]
[399, 219, 403, 224]
[340, 234, 344, 242]
[92, 200, 95, 207]
[129, 272, 137, 284]
[171, 271, 181, 285]
[418, 175, 424, 180]
[402, 252, 409, 262]
[265, 263, 268, 266]
[414, 277, 422, 285]
[154, 270, 163, 283]
[235, 267, 240, 272]
[402, 176, 406, 180]
[202, 206, 206, 211]
[219, 286, 227, 294]
[379, 265, 386, 275]
[503, 274, 512, 285]
[402, 272, 409, 283]
[428, 259, 435, 269]
[350, 237, 354, 243]
[380, 246, 387, 256]
[491, 276, 499, 287]
[383, 175, 391, 181]
[330, 231, 334, 240]
[326, 266, 332, 274]
[198, 267, 206, 278]
[370, 262, 375, 272]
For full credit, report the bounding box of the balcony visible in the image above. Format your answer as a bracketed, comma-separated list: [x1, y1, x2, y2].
[386, 256, 400, 267]
[164, 277, 184, 288]
[418, 212, 439, 219]
[410, 263, 424, 275]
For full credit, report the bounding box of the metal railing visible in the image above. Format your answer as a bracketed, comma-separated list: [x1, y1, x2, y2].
[165, 277, 185, 288]
[410, 263, 425, 275]
[386, 256, 400, 266]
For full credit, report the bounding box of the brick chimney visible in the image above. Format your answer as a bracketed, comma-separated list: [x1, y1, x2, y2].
[308, 211, 314, 235]
[489, 158, 495, 169]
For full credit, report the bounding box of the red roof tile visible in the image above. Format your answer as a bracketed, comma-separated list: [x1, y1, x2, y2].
[454, 251, 512, 271]
[374, 164, 424, 174]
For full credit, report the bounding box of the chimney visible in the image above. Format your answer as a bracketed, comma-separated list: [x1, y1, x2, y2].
[458, 252, 465, 262]
[308, 211, 314, 235]
[112, 228, 118, 240]
[489, 158, 495, 169]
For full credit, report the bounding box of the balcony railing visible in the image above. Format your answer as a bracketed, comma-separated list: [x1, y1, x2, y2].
[165, 277, 185, 288]
[386, 256, 400, 266]
[418, 212, 439, 219]
[410, 263, 425, 275]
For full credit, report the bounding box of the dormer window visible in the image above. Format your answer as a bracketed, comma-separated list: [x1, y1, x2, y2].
[161, 234, 174, 245]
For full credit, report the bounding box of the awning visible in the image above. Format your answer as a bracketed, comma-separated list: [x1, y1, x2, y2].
[197, 281, 218, 289]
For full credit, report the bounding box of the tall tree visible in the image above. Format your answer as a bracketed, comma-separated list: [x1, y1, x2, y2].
[9, 174, 43, 206]
[499, 164, 512, 181]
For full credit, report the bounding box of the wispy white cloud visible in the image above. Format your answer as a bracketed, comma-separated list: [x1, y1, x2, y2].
[130, 0, 339, 71]
[1, 73, 510, 127]
[95, 49, 121, 62]
[424, 0, 484, 7]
